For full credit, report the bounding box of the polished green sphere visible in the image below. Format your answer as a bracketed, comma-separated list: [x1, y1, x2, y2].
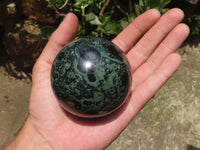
[51, 37, 131, 118]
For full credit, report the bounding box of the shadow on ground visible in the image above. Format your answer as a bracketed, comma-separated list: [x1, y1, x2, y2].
[187, 145, 200, 150]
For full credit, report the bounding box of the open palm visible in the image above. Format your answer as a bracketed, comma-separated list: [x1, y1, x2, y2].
[10, 9, 189, 150]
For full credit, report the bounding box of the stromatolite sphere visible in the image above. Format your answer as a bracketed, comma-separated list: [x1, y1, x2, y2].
[51, 36, 131, 118]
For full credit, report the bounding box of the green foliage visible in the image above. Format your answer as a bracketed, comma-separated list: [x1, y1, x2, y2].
[85, 13, 102, 25]
[97, 12, 122, 37]
[37, 0, 63, 8]
[39, 0, 134, 39]
[135, 0, 171, 16]
[69, 0, 134, 39]
[187, 1, 200, 36]
[48, 0, 63, 8]
[37, 0, 175, 38]
[188, 15, 200, 36]
[34, 1, 200, 39]
[40, 25, 56, 38]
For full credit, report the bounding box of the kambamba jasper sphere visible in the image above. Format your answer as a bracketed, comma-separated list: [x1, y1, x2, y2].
[51, 36, 132, 118]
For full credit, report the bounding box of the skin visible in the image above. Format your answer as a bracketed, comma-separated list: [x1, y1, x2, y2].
[6, 8, 189, 150]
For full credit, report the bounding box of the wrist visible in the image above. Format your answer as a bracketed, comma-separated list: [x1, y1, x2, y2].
[6, 116, 52, 150]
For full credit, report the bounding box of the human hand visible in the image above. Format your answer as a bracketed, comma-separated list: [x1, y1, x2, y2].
[7, 8, 189, 150]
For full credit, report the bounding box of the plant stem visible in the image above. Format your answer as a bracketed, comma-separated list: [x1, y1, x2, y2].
[59, 0, 69, 9]
[99, 0, 110, 17]
[81, 5, 86, 35]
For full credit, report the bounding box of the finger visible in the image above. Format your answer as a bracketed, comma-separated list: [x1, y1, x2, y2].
[127, 8, 184, 72]
[112, 9, 161, 53]
[39, 13, 79, 65]
[131, 23, 189, 87]
[128, 53, 182, 116]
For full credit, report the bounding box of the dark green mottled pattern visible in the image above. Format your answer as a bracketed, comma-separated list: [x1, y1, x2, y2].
[51, 36, 131, 117]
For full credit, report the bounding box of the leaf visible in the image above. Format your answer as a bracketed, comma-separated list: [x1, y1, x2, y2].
[47, 2, 54, 8]
[120, 14, 135, 29]
[90, 17, 102, 25]
[85, 13, 96, 21]
[139, 0, 144, 7]
[161, 8, 170, 14]
[85, 13, 102, 25]
[40, 25, 56, 38]
[159, 0, 171, 11]
[100, 20, 122, 36]
[135, 4, 141, 16]
[150, 0, 161, 9]
[161, 0, 171, 8]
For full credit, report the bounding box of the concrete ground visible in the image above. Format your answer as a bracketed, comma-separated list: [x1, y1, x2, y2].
[0, 66, 31, 149]
[0, 42, 200, 150]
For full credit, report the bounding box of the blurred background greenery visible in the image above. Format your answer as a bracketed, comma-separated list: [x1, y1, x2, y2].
[38, 0, 200, 39]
